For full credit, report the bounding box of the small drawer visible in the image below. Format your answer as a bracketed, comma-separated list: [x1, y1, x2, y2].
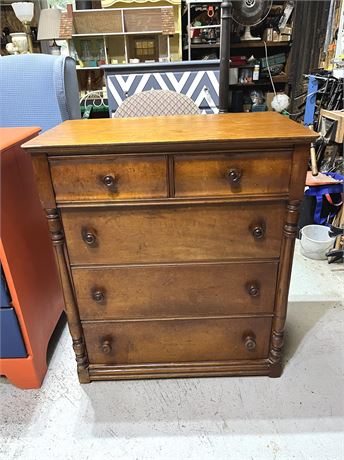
[50, 155, 168, 202]
[61, 202, 285, 265]
[0, 307, 27, 358]
[83, 317, 272, 365]
[174, 151, 292, 198]
[73, 262, 278, 320]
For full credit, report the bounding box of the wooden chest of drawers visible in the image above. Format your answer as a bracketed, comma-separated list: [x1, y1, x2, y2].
[24, 113, 317, 382]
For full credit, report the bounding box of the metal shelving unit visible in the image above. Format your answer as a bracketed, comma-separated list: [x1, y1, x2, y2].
[185, 0, 222, 61]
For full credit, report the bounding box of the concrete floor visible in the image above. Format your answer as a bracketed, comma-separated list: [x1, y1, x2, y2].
[0, 241, 343, 460]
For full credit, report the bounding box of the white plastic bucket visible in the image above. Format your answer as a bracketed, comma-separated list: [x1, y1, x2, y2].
[300, 224, 335, 260]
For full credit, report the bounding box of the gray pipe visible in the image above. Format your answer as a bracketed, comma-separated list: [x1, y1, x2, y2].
[219, 0, 232, 113]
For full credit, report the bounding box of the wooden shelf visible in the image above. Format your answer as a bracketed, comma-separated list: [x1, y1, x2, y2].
[183, 41, 291, 50]
[186, 0, 221, 4]
[229, 75, 288, 87]
[183, 43, 220, 50]
[272, 75, 288, 82]
[183, 39, 291, 60]
[73, 31, 164, 37]
[231, 41, 291, 49]
[190, 24, 221, 30]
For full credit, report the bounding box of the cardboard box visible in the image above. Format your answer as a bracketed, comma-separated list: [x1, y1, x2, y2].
[280, 26, 292, 35]
[266, 92, 275, 111]
[263, 28, 273, 41]
[272, 31, 279, 42]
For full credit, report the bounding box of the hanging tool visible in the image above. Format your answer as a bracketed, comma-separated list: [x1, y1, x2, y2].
[310, 141, 318, 176]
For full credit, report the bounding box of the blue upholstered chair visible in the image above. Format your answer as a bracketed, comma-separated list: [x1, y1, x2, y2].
[0, 54, 81, 132]
[0, 54, 80, 374]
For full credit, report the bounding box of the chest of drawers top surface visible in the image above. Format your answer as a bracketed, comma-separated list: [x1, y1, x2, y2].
[24, 113, 317, 383]
[23, 112, 316, 154]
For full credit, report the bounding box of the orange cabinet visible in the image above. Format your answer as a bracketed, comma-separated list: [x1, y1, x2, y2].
[0, 127, 64, 389]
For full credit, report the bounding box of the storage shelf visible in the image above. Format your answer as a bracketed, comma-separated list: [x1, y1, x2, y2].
[186, 0, 221, 3]
[70, 3, 179, 89]
[231, 41, 291, 48]
[229, 76, 288, 87]
[73, 31, 164, 37]
[183, 43, 220, 50]
[184, 41, 291, 50]
[190, 24, 221, 30]
[73, 6, 170, 13]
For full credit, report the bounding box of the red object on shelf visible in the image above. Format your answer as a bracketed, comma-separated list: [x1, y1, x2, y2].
[0, 127, 64, 389]
[230, 55, 247, 66]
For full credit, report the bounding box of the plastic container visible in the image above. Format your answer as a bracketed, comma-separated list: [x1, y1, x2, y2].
[300, 224, 335, 260]
[253, 64, 260, 81]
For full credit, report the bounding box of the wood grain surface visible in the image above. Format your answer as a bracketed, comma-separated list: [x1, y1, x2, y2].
[23, 113, 313, 381]
[82, 317, 272, 365]
[50, 155, 168, 202]
[22, 113, 317, 153]
[174, 151, 292, 197]
[72, 261, 278, 320]
[61, 202, 285, 265]
[0, 127, 40, 152]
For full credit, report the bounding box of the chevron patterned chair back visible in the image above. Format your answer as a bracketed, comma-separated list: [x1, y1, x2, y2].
[113, 90, 201, 118]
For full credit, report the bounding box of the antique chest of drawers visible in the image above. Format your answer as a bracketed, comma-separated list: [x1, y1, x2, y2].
[24, 113, 317, 382]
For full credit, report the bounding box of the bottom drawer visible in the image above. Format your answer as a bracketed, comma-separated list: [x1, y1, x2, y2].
[83, 317, 272, 365]
[0, 307, 27, 358]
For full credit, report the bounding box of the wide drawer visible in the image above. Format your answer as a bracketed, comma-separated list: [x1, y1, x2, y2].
[174, 151, 291, 198]
[83, 317, 272, 365]
[73, 262, 278, 320]
[62, 202, 285, 265]
[50, 155, 168, 202]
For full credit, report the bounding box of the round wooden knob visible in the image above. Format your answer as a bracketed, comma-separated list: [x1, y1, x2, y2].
[247, 283, 260, 297]
[102, 340, 112, 354]
[227, 168, 242, 184]
[83, 231, 96, 245]
[252, 225, 265, 239]
[92, 290, 105, 303]
[102, 175, 115, 188]
[244, 335, 256, 351]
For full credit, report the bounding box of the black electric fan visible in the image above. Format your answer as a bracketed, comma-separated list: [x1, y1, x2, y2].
[218, 0, 273, 112]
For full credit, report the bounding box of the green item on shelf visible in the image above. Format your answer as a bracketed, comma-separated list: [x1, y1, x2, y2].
[84, 60, 97, 67]
[81, 104, 108, 114]
[260, 53, 286, 69]
[252, 104, 267, 112]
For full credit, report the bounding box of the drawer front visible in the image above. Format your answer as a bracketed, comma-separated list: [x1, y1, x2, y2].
[83, 317, 272, 365]
[1, 269, 11, 308]
[73, 262, 278, 320]
[0, 308, 27, 358]
[174, 152, 291, 197]
[62, 203, 285, 265]
[50, 155, 168, 202]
